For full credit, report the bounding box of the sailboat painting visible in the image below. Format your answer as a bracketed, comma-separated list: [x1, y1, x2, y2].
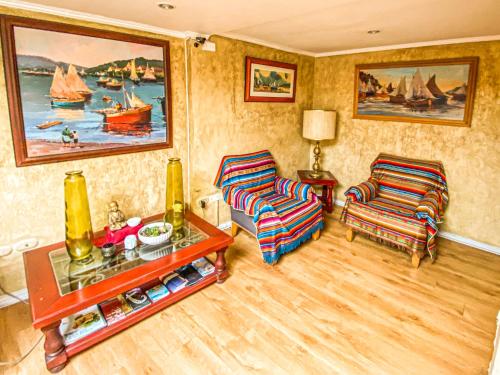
[0, 16, 172, 166]
[353, 58, 478, 127]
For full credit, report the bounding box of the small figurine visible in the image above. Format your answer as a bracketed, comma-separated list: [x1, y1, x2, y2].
[108, 201, 127, 231]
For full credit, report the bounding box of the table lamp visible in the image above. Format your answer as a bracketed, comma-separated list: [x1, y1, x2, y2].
[302, 110, 336, 178]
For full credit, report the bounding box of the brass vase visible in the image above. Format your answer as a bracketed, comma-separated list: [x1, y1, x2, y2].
[64, 170, 94, 262]
[164, 158, 184, 240]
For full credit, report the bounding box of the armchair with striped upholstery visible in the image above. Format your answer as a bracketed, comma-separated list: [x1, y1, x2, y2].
[341, 153, 448, 268]
[214, 150, 324, 264]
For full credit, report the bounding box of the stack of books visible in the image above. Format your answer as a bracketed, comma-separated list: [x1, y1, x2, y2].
[59, 257, 215, 344]
[162, 257, 215, 293]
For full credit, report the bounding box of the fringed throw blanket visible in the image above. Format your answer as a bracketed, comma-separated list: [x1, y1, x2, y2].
[214, 150, 324, 264]
[342, 153, 448, 260]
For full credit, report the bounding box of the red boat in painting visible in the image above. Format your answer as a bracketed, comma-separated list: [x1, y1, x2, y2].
[95, 91, 152, 135]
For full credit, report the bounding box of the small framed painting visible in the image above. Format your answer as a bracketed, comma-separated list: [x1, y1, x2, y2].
[353, 57, 478, 127]
[1, 16, 173, 167]
[244, 56, 297, 102]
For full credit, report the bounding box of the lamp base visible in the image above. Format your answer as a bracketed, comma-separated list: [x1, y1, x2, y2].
[310, 141, 322, 179]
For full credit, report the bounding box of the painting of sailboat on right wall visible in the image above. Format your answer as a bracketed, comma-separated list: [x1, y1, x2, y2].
[353, 57, 478, 127]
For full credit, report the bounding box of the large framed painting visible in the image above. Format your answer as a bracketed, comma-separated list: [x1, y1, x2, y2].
[353, 57, 478, 127]
[244, 56, 297, 102]
[0, 16, 172, 166]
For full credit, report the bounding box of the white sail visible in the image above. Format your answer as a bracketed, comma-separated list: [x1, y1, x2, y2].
[129, 59, 139, 81]
[50, 66, 82, 99]
[126, 92, 147, 108]
[66, 64, 91, 93]
[366, 79, 374, 93]
[395, 76, 407, 96]
[455, 84, 466, 95]
[142, 63, 156, 80]
[405, 69, 435, 100]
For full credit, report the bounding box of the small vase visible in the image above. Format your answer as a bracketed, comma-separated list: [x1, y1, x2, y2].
[64, 170, 94, 263]
[164, 157, 184, 240]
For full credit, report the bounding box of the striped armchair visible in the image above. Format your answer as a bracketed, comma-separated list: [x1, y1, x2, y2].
[214, 150, 324, 264]
[341, 153, 448, 268]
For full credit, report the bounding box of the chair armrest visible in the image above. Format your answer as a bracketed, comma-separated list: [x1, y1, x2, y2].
[274, 176, 315, 202]
[415, 190, 446, 223]
[222, 185, 276, 218]
[344, 178, 378, 203]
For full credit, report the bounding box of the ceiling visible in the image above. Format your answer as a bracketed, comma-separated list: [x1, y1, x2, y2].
[5, 0, 500, 55]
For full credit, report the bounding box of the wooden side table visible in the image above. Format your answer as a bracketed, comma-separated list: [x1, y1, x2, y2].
[297, 170, 338, 213]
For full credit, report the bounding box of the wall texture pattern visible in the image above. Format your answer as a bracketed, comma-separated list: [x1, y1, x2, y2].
[188, 36, 315, 222]
[312, 41, 500, 246]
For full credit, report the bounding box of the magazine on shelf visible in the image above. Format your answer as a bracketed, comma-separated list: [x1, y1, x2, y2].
[99, 297, 127, 325]
[177, 264, 203, 286]
[123, 288, 151, 312]
[59, 305, 107, 345]
[162, 272, 188, 293]
[145, 283, 170, 302]
[191, 257, 215, 277]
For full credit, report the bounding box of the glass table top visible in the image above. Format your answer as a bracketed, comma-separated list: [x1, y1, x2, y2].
[49, 222, 208, 296]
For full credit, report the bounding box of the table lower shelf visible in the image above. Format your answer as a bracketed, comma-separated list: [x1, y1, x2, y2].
[65, 273, 218, 357]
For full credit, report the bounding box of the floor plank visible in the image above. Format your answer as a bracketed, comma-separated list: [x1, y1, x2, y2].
[1, 209, 499, 374]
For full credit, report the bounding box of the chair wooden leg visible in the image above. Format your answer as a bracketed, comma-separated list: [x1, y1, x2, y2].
[231, 222, 240, 237]
[312, 229, 320, 241]
[412, 253, 421, 268]
[346, 228, 355, 242]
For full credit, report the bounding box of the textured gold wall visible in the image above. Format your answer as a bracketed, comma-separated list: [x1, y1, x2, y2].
[0, 7, 188, 292]
[188, 36, 315, 222]
[0, 11, 315, 293]
[313, 41, 500, 246]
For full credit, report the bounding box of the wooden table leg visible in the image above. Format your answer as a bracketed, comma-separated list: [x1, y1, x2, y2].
[215, 248, 229, 284]
[326, 185, 333, 213]
[41, 321, 68, 373]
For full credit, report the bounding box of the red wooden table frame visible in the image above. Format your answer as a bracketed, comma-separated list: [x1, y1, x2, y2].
[23, 210, 233, 373]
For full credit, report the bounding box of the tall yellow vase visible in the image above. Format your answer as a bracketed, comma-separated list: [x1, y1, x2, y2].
[164, 158, 184, 240]
[64, 170, 94, 262]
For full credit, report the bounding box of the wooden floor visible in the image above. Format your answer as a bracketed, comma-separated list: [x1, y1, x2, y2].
[1, 210, 500, 374]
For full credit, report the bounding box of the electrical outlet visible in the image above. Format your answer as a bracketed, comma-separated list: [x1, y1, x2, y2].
[12, 237, 39, 252]
[0, 245, 12, 257]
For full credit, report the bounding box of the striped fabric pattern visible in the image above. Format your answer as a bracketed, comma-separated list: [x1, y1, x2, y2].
[342, 153, 448, 260]
[214, 150, 324, 264]
[345, 178, 378, 203]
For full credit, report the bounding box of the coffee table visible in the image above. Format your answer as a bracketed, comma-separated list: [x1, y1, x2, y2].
[23, 210, 233, 373]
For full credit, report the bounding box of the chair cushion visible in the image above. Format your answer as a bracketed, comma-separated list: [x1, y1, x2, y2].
[345, 200, 427, 254]
[367, 197, 416, 217]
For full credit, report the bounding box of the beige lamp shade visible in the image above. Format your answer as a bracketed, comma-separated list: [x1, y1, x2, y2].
[302, 110, 336, 141]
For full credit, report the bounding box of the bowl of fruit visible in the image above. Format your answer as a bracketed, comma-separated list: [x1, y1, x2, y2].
[137, 222, 173, 246]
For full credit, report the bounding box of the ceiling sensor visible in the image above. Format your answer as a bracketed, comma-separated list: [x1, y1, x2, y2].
[157, 2, 175, 10]
[367, 30, 381, 34]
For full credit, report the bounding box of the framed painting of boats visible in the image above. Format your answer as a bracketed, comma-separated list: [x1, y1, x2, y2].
[353, 57, 478, 127]
[0, 16, 172, 166]
[244, 57, 297, 102]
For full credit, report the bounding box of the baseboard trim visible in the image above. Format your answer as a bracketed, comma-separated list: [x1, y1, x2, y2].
[333, 199, 500, 255]
[0, 288, 28, 309]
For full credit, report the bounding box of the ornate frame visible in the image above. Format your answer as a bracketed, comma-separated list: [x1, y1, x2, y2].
[0, 16, 173, 166]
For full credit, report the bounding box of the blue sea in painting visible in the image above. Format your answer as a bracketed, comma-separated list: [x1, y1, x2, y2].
[357, 98, 465, 120]
[19, 74, 167, 145]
